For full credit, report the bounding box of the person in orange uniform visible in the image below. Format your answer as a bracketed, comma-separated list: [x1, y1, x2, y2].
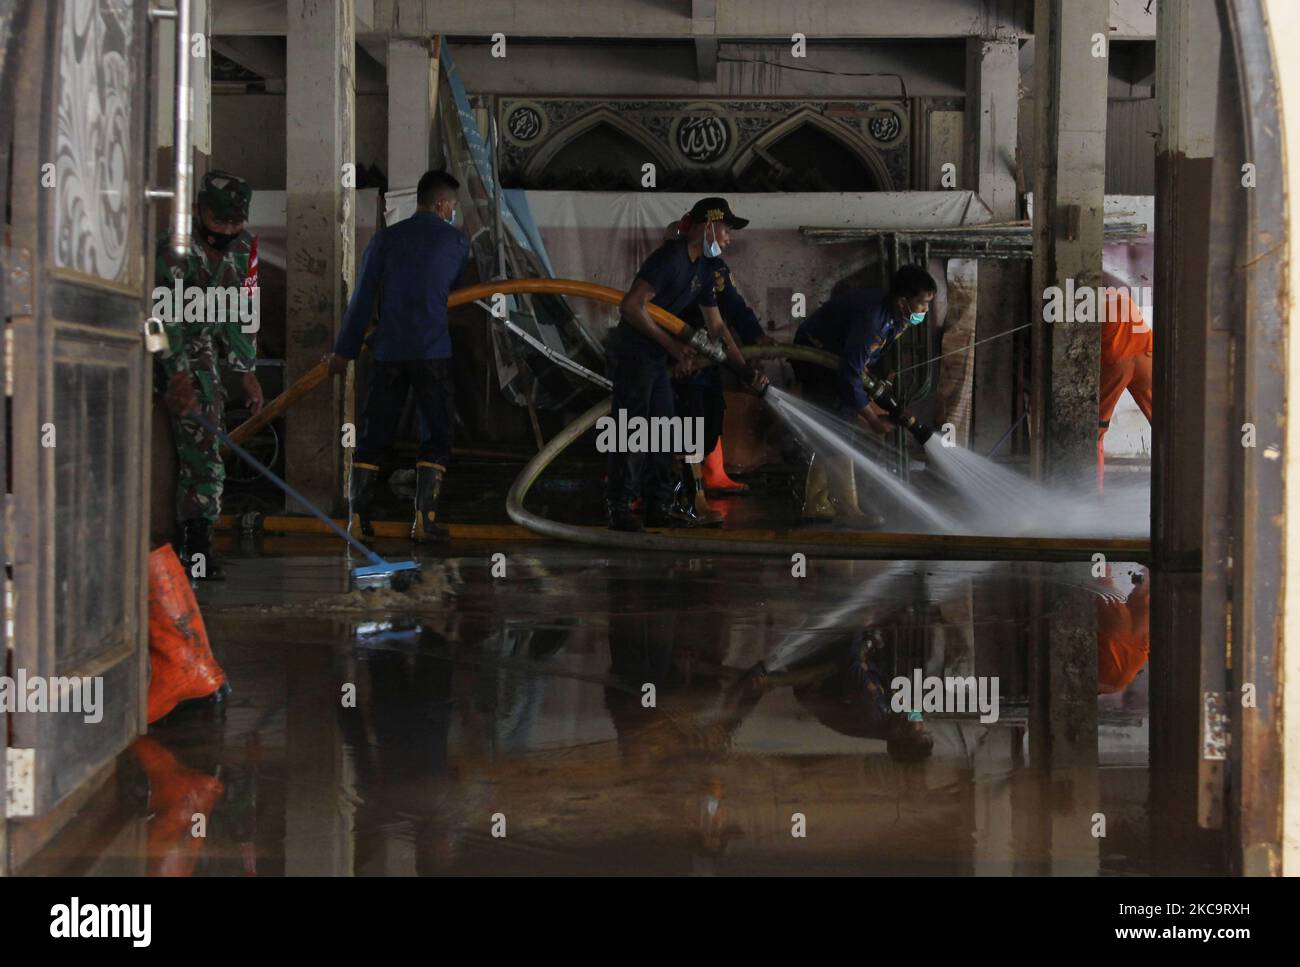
[1098, 282, 1153, 491]
[1096, 569, 1150, 695]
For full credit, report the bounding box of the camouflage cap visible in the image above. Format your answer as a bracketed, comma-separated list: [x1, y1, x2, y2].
[197, 170, 252, 221]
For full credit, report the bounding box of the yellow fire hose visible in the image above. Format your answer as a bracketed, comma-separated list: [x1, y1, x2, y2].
[226, 278, 1149, 562]
[227, 279, 692, 446]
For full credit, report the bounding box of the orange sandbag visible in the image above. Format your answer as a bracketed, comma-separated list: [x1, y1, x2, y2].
[132, 737, 225, 876]
[148, 544, 227, 723]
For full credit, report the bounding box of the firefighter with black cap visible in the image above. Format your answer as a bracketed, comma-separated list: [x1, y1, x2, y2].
[663, 217, 770, 525]
[608, 197, 768, 532]
[155, 169, 263, 579]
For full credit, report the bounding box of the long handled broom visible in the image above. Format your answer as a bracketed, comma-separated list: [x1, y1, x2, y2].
[189, 410, 421, 591]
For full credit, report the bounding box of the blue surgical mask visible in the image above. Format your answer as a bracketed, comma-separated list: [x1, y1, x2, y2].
[704, 222, 722, 259]
[909, 310, 927, 326]
[444, 206, 458, 227]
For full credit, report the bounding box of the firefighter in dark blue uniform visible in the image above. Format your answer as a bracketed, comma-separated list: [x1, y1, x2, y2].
[328, 170, 470, 542]
[607, 197, 768, 532]
[668, 222, 769, 524]
[792, 264, 937, 526]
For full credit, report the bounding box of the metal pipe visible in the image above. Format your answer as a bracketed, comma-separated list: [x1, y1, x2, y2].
[472, 299, 611, 390]
[490, 112, 506, 279]
[171, 0, 192, 257]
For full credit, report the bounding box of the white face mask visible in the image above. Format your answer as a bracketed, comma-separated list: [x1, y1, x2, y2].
[704, 221, 722, 258]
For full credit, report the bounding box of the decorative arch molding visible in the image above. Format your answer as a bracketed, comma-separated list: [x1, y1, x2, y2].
[523, 107, 679, 183]
[728, 107, 896, 190]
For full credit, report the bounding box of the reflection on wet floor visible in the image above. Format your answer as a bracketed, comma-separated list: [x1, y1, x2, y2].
[21, 540, 1221, 876]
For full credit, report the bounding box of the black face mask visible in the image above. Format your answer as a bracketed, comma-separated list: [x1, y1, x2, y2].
[202, 227, 240, 251]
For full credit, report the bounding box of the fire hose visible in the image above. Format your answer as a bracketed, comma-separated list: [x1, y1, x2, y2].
[227, 278, 1142, 561]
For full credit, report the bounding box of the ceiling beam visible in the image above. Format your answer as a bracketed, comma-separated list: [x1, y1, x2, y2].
[219, 0, 1018, 39]
[213, 0, 1152, 41]
[693, 0, 718, 84]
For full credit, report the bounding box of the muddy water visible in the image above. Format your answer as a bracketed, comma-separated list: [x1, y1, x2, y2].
[20, 541, 1220, 876]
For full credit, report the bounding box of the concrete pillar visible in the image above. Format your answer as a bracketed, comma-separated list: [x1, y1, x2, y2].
[965, 28, 1023, 453]
[387, 38, 440, 192]
[1152, 0, 1218, 571]
[1148, 0, 1224, 843]
[285, 0, 356, 510]
[1029, 0, 1108, 479]
[1029, 571, 1098, 772]
[1027, 571, 1099, 873]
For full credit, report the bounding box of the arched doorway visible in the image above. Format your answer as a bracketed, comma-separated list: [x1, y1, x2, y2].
[731, 109, 894, 191]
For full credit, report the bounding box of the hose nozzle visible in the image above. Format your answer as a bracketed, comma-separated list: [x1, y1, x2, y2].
[684, 326, 767, 395]
[862, 372, 934, 445]
[686, 327, 728, 364]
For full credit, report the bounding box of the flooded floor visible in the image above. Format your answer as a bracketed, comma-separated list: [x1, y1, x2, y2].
[19, 531, 1224, 876]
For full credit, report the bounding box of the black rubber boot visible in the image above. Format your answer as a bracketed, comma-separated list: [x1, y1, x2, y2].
[349, 462, 380, 538]
[644, 500, 698, 528]
[682, 463, 723, 526]
[671, 480, 703, 525]
[181, 519, 225, 581]
[412, 462, 450, 542]
[606, 500, 644, 532]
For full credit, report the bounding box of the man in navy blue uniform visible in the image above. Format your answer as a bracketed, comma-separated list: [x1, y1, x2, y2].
[608, 197, 768, 532]
[328, 169, 471, 542]
[668, 220, 770, 525]
[792, 264, 937, 526]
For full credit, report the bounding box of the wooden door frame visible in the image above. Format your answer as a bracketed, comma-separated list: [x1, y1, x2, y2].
[4, 0, 153, 871]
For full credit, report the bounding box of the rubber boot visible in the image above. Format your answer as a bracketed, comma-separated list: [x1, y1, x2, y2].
[645, 498, 699, 528]
[147, 545, 231, 724]
[702, 437, 748, 493]
[801, 454, 835, 520]
[412, 461, 450, 542]
[669, 459, 702, 525]
[607, 499, 644, 533]
[687, 462, 724, 526]
[826, 456, 885, 529]
[180, 518, 224, 580]
[671, 480, 702, 526]
[349, 461, 380, 538]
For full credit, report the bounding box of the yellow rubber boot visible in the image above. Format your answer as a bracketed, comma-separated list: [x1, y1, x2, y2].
[802, 454, 834, 520]
[826, 455, 883, 529]
[691, 463, 725, 525]
[412, 461, 450, 542]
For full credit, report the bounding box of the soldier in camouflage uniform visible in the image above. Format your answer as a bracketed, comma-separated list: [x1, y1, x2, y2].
[155, 170, 263, 579]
